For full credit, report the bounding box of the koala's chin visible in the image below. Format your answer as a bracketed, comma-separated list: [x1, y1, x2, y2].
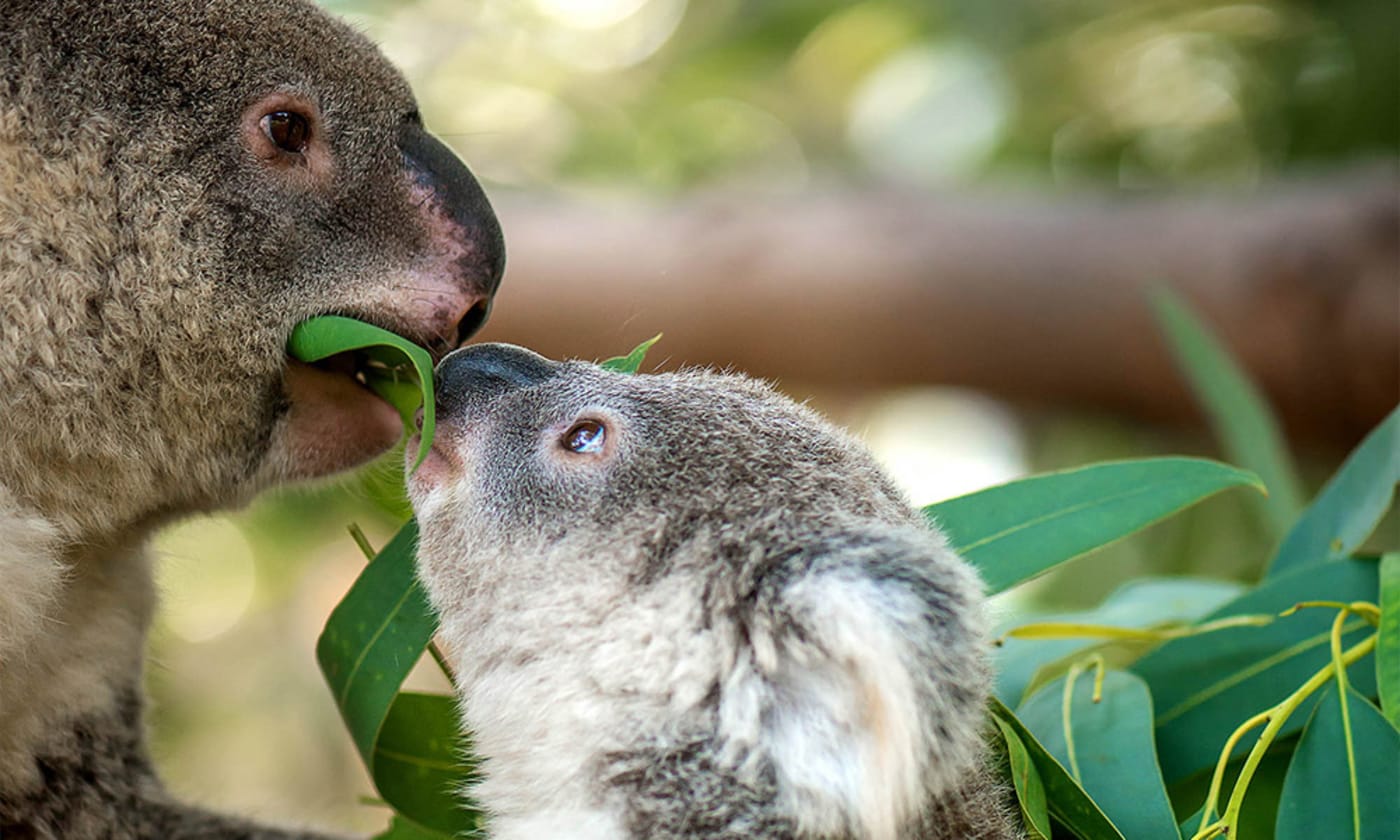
[408, 343, 1023, 840]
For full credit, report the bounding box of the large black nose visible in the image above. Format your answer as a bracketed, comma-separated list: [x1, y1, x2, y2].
[435, 343, 558, 417]
[399, 122, 506, 316]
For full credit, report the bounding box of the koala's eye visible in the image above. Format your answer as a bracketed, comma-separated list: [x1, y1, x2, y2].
[261, 111, 311, 153]
[562, 420, 607, 455]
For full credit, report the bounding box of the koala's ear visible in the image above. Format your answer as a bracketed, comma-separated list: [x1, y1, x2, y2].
[717, 529, 988, 840]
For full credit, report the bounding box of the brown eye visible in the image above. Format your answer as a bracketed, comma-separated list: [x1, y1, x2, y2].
[562, 420, 606, 454]
[261, 111, 310, 153]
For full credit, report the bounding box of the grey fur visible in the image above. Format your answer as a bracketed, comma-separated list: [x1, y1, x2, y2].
[0, 1, 502, 836]
[408, 345, 1023, 839]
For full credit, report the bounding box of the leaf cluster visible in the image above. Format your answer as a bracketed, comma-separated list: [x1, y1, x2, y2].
[293, 298, 1398, 838]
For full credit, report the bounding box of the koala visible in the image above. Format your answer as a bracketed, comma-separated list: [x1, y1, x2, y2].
[0, 1, 504, 837]
[407, 344, 1022, 840]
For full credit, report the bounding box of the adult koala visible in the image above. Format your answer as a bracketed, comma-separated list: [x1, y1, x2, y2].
[0, 1, 503, 836]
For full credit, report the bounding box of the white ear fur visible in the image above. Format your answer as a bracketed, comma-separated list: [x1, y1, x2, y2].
[720, 568, 940, 840]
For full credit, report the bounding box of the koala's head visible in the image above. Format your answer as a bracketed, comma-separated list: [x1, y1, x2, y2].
[407, 343, 916, 593]
[0, 0, 503, 535]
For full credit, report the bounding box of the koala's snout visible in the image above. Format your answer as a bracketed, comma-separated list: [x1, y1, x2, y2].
[435, 343, 559, 420]
[398, 123, 506, 348]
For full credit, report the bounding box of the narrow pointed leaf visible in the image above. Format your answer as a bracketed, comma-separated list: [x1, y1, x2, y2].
[989, 698, 1125, 840]
[1017, 672, 1180, 840]
[1268, 405, 1399, 577]
[373, 692, 480, 835]
[600, 333, 662, 373]
[287, 315, 437, 469]
[1151, 287, 1304, 539]
[1276, 685, 1400, 840]
[1132, 558, 1380, 782]
[374, 815, 458, 840]
[315, 522, 479, 834]
[1379, 553, 1400, 728]
[924, 458, 1263, 594]
[992, 716, 1052, 839]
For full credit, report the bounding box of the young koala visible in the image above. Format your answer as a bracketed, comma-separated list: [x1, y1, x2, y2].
[407, 344, 1022, 840]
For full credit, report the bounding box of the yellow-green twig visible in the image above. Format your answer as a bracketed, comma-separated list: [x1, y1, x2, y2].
[1000, 614, 1274, 644]
[1190, 632, 1378, 839]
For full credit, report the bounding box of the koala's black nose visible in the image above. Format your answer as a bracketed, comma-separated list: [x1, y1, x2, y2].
[435, 343, 558, 416]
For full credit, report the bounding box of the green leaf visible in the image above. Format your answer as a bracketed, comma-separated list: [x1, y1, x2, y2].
[373, 815, 460, 840]
[1276, 685, 1400, 840]
[1268, 405, 1399, 577]
[1151, 287, 1304, 540]
[374, 693, 481, 835]
[287, 315, 437, 470]
[995, 577, 1245, 706]
[1017, 671, 1180, 840]
[599, 333, 662, 373]
[992, 716, 1053, 839]
[989, 698, 1125, 840]
[924, 458, 1263, 594]
[315, 522, 479, 834]
[1379, 553, 1400, 729]
[1132, 558, 1381, 782]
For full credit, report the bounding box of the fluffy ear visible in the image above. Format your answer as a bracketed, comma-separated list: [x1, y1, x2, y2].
[718, 527, 989, 840]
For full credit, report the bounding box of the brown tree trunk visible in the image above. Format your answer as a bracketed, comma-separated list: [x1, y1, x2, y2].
[475, 170, 1400, 449]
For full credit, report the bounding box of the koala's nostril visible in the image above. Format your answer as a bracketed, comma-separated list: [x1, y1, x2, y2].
[455, 299, 492, 346]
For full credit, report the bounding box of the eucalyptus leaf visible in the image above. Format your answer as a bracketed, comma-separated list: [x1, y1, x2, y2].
[989, 698, 1125, 840]
[1268, 405, 1399, 577]
[287, 315, 437, 469]
[373, 815, 460, 840]
[1151, 287, 1304, 540]
[992, 716, 1052, 839]
[1133, 558, 1380, 782]
[374, 693, 481, 835]
[600, 333, 662, 373]
[1017, 671, 1180, 840]
[315, 522, 479, 835]
[925, 458, 1263, 594]
[1379, 553, 1400, 728]
[1275, 685, 1400, 840]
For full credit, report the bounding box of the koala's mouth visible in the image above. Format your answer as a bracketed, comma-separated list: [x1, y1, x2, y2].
[278, 299, 493, 480]
[282, 353, 405, 478]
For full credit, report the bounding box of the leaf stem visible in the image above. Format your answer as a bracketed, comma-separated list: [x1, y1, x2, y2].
[1329, 609, 1362, 839]
[1190, 632, 1378, 839]
[1283, 600, 1381, 626]
[1000, 614, 1273, 644]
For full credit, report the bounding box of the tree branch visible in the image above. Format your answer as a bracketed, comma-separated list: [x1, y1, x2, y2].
[475, 170, 1399, 449]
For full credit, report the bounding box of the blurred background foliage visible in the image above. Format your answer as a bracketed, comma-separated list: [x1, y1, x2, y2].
[147, 0, 1397, 831]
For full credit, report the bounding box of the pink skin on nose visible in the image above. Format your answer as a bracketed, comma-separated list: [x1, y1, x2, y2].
[357, 177, 495, 354]
[280, 174, 497, 479]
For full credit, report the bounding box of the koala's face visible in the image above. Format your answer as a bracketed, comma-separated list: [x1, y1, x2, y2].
[406, 344, 912, 585]
[0, 0, 505, 529]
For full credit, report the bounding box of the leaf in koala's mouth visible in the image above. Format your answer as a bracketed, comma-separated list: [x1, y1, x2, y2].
[287, 315, 436, 470]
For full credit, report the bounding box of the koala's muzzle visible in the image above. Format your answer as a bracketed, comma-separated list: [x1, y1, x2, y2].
[399, 123, 506, 345]
[436, 343, 559, 419]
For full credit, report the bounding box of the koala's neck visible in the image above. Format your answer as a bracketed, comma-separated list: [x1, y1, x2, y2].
[0, 512, 156, 796]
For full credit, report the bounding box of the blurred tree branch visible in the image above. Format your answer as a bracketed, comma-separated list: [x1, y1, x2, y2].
[477, 169, 1399, 450]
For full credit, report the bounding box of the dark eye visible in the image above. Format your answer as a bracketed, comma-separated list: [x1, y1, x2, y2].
[261, 111, 311, 153]
[562, 420, 606, 455]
